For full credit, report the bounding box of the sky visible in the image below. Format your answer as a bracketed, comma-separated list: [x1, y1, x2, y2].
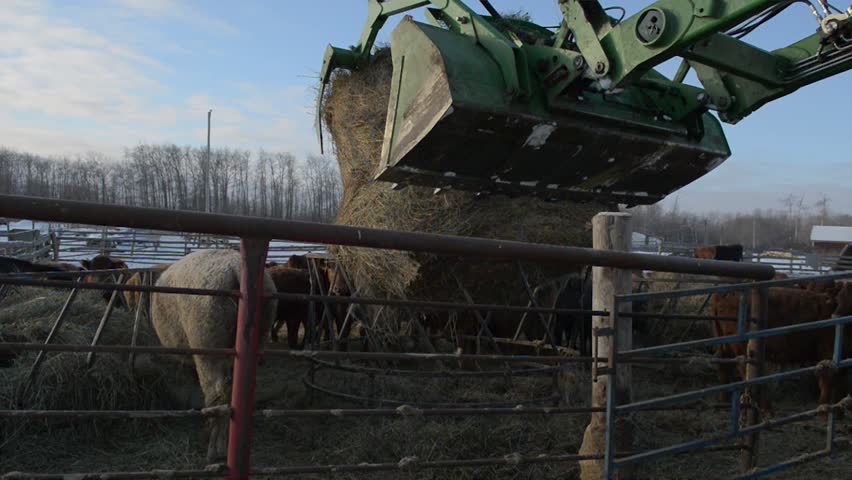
[1, 0, 850, 214]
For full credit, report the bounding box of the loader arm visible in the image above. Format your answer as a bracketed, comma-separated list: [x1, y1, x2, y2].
[559, 0, 852, 123]
[316, 0, 522, 154]
[317, 0, 852, 205]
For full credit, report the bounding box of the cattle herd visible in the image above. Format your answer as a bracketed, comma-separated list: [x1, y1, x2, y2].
[1, 243, 851, 462]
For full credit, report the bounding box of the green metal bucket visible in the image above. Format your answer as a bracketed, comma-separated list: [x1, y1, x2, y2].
[376, 18, 732, 205]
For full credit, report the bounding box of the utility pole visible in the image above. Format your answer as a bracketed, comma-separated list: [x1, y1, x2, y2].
[206, 109, 212, 213]
[752, 216, 756, 250]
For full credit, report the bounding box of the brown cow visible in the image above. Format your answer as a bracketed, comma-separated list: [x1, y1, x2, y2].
[81, 254, 128, 273]
[0, 256, 82, 280]
[266, 265, 311, 348]
[711, 284, 852, 408]
[284, 255, 352, 349]
[803, 278, 842, 297]
[81, 255, 129, 302]
[694, 244, 744, 262]
[286, 254, 310, 270]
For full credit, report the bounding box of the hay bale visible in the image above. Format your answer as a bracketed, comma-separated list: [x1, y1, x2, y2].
[323, 50, 606, 309]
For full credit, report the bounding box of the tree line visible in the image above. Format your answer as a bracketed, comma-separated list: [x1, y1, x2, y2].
[630, 196, 852, 251]
[0, 145, 342, 223]
[2, 143, 848, 250]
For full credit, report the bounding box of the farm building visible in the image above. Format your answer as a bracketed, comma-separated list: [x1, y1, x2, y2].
[810, 225, 852, 255]
[631, 231, 662, 250]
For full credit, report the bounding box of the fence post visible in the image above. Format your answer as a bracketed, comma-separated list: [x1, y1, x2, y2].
[50, 232, 60, 261]
[227, 237, 269, 480]
[579, 212, 633, 480]
[741, 286, 768, 472]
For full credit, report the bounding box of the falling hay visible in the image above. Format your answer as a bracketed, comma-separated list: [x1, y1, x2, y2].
[322, 49, 606, 312]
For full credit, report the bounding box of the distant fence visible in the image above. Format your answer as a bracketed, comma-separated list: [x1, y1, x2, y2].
[1, 228, 844, 277]
[0, 230, 52, 262]
[632, 242, 842, 276]
[0, 225, 325, 266]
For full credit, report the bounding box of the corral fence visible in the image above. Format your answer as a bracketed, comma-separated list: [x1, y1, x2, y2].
[0, 221, 51, 262]
[603, 270, 852, 479]
[2, 221, 842, 276]
[0, 195, 848, 480]
[633, 242, 843, 276]
[0, 223, 325, 266]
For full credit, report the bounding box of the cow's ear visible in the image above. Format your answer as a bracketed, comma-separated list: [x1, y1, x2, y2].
[80, 260, 90, 269]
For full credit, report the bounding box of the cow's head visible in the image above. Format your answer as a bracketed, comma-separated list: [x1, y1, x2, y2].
[80, 255, 130, 302]
[81, 255, 128, 272]
[287, 255, 309, 270]
[834, 281, 852, 318]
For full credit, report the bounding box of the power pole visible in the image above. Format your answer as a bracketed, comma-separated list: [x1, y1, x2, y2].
[752, 216, 756, 250]
[206, 109, 212, 213]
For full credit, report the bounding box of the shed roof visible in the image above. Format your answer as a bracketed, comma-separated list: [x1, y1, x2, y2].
[811, 226, 852, 243]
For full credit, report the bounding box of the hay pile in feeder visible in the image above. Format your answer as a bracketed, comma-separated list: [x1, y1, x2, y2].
[322, 50, 606, 311]
[0, 287, 179, 412]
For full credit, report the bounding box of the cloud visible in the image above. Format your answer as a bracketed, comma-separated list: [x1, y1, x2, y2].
[0, 4, 169, 127]
[0, 1, 319, 160]
[110, 0, 238, 35]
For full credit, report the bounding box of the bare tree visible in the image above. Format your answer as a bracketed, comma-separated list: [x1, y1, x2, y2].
[0, 144, 342, 223]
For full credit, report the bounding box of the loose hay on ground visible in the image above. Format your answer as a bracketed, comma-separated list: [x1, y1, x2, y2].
[0, 287, 170, 410]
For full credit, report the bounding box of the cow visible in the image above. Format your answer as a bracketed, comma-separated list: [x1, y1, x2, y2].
[710, 283, 852, 409]
[80, 255, 130, 302]
[553, 272, 593, 355]
[150, 249, 277, 462]
[802, 278, 842, 297]
[485, 271, 592, 354]
[694, 244, 744, 262]
[266, 265, 311, 348]
[286, 254, 310, 270]
[0, 256, 83, 281]
[282, 255, 352, 349]
[123, 263, 171, 312]
[80, 254, 128, 273]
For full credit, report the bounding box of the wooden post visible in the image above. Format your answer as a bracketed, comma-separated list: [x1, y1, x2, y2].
[579, 212, 633, 480]
[50, 232, 60, 261]
[741, 286, 767, 472]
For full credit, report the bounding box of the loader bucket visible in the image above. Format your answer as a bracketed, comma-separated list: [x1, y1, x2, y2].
[376, 18, 732, 205]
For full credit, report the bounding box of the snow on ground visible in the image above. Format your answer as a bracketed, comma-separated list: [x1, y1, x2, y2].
[2, 219, 324, 268]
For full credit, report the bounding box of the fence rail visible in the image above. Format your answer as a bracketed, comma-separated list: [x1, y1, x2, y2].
[602, 271, 852, 479]
[2, 195, 849, 480]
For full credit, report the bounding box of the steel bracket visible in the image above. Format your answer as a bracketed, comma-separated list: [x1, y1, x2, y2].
[559, 0, 612, 78]
[692, 62, 733, 111]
